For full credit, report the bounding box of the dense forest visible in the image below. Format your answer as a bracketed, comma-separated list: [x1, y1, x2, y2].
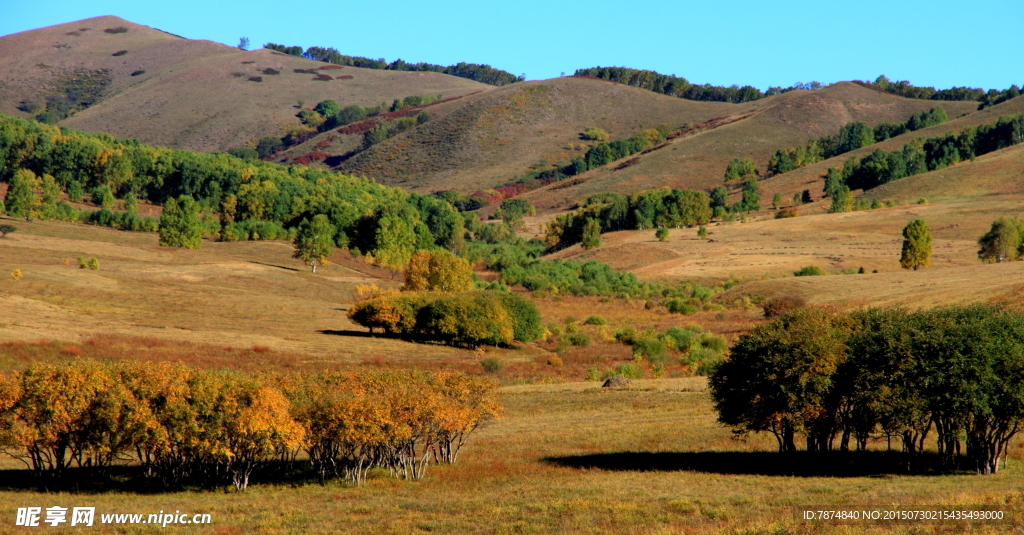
[264, 43, 523, 86]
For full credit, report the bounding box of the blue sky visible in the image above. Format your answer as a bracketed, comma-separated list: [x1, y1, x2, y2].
[3, 0, 1021, 91]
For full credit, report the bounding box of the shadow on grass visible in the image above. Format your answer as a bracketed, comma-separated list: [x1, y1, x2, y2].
[0, 462, 321, 494]
[318, 329, 382, 339]
[247, 261, 301, 272]
[544, 451, 973, 477]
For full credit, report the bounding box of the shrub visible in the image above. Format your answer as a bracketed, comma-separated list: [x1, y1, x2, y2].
[247, 76, 263, 82]
[10, 269, 23, 281]
[631, 338, 666, 358]
[583, 127, 609, 141]
[130, 70, 145, 76]
[663, 298, 698, 315]
[104, 27, 128, 33]
[566, 333, 591, 347]
[0, 224, 16, 238]
[656, 228, 669, 241]
[762, 295, 808, 318]
[614, 363, 643, 379]
[87, 257, 99, 270]
[793, 266, 824, 276]
[547, 356, 563, 367]
[775, 207, 800, 219]
[583, 315, 606, 325]
[481, 357, 502, 374]
[111, 50, 128, 56]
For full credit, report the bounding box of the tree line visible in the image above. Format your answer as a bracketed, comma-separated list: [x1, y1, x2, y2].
[862, 75, 1022, 110]
[710, 305, 1024, 475]
[0, 360, 498, 490]
[573, 67, 822, 103]
[264, 43, 524, 86]
[761, 107, 949, 177]
[825, 113, 1024, 197]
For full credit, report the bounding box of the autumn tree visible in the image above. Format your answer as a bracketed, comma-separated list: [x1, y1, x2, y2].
[402, 250, 474, 292]
[900, 219, 932, 270]
[158, 195, 202, 249]
[293, 214, 336, 273]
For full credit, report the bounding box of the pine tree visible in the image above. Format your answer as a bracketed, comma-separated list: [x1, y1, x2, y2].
[900, 219, 932, 270]
[581, 218, 601, 249]
[293, 214, 336, 273]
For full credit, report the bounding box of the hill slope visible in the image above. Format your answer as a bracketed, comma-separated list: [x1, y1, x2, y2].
[0, 16, 490, 153]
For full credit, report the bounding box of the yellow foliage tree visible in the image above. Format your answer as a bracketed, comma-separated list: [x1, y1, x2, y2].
[402, 250, 474, 292]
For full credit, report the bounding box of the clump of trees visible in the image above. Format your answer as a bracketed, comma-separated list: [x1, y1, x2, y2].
[824, 113, 1024, 193]
[977, 217, 1024, 262]
[348, 250, 542, 348]
[614, 325, 727, 376]
[544, 187, 711, 251]
[763, 108, 949, 177]
[0, 361, 498, 489]
[710, 305, 1024, 474]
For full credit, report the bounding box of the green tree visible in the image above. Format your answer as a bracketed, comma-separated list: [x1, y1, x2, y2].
[0, 224, 16, 237]
[900, 219, 932, 270]
[158, 195, 203, 249]
[739, 178, 760, 212]
[581, 218, 601, 249]
[371, 205, 420, 271]
[697, 226, 708, 240]
[709, 308, 853, 452]
[828, 186, 853, 213]
[363, 123, 390, 149]
[710, 186, 728, 210]
[313, 100, 339, 117]
[772, 192, 782, 210]
[495, 198, 535, 229]
[4, 169, 39, 218]
[724, 158, 758, 181]
[237, 37, 250, 51]
[977, 217, 1024, 263]
[293, 214, 336, 273]
[655, 228, 669, 242]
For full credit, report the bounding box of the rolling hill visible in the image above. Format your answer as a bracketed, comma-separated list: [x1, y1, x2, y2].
[0, 16, 489, 152]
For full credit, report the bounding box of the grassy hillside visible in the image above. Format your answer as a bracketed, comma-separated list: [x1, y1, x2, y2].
[517, 83, 981, 211]
[0, 16, 489, 153]
[319, 77, 739, 192]
[298, 79, 979, 207]
[743, 94, 1024, 211]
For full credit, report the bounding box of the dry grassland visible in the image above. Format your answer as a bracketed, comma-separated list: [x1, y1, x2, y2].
[1, 379, 1022, 534]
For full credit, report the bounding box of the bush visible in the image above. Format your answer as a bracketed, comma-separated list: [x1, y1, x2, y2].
[762, 295, 808, 318]
[481, 357, 502, 374]
[793, 266, 824, 277]
[583, 127, 609, 141]
[631, 338, 666, 358]
[775, 207, 800, 219]
[663, 298, 698, 315]
[566, 333, 591, 347]
[87, 257, 99, 270]
[656, 228, 669, 242]
[614, 363, 644, 379]
[583, 315, 607, 325]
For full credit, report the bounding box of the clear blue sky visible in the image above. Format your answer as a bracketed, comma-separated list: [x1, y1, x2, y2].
[3, 0, 1021, 91]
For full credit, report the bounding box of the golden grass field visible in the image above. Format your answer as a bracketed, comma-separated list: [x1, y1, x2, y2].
[3, 378, 1024, 534]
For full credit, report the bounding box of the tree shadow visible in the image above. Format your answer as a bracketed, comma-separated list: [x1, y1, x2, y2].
[544, 451, 972, 478]
[0, 461, 320, 494]
[247, 261, 300, 272]
[318, 329, 384, 339]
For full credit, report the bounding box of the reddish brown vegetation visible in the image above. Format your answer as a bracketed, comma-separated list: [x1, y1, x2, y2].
[761, 296, 808, 318]
[293, 151, 330, 165]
